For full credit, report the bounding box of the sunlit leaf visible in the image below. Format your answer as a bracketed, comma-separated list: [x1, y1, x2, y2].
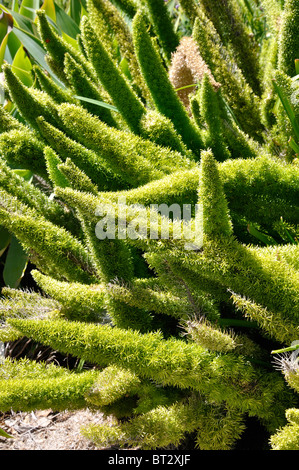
[119, 57, 132, 81]
[40, 0, 56, 23]
[19, 0, 40, 21]
[0, 32, 10, 68]
[6, 30, 22, 60]
[12, 169, 33, 182]
[62, 31, 79, 50]
[0, 9, 14, 67]
[11, 45, 33, 87]
[69, 0, 82, 25]
[272, 341, 299, 354]
[54, 2, 80, 39]
[73, 95, 119, 112]
[0, 9, 13, 43]
[11, 0, 19, 13]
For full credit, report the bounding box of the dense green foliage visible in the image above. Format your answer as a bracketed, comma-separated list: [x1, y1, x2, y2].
[0, 0, 299, 450]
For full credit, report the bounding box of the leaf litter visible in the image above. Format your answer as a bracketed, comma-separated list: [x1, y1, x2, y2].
[0, 408, 114, 450]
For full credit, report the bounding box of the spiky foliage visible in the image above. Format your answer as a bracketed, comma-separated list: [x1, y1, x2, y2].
[0, 357, 99, 412]
[132, 11, 204, 156]
[0, 0, 298, 451]
[277, 0, 299, 77]
[270, 346, 299, 450]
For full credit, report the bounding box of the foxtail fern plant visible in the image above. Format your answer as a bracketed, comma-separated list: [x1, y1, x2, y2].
[0, 0, 299, 450]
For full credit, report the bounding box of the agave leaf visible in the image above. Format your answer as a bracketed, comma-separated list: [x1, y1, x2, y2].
[1, 5, 38, 59]
[273, 79, 299, 142]
[11, 1, 19, 13]
[6, 30, 22, 61]
[40, 0, 56, 22]
[41, 0, 56, 22]
[11, 45, 33, 87]
[3, 235, 29, 288]
[0, 32, 10, 68]
[0, 427, 14, 439]
[19, 0, 40, 21]
[12, 169, 33, 182]
[69, 0, 82, 26]
[247, 223, 278, 246]
[0, 9, 13, 44]
[12, 26, 46, 66]
[289, 136, 299, 155]
[0, 226, 11, 257]
[119, 57, 132, 81]
[12, 26, 66, 88]
[61, 31, 79, 51]
[8, 10, 36, 35]
[74, 95, 119, 112]
[0, 9, 14, 67]
[80, 0, 88, 11]
[275, 217, 298, 244]
[272, 341, 299, 355]
[54, 2, 80, 39]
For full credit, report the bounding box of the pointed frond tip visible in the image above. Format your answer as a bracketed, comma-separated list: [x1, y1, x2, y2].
[198, 149, 233, 243]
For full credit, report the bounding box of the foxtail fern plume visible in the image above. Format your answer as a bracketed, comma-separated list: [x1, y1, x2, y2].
[0, 0, 299, 451]
[277, 0, 299, 77]
[169, 36, 220, 111]
[132, 11, 204, 156]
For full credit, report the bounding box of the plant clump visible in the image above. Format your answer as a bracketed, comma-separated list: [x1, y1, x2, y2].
[0, 0, 298, 450]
